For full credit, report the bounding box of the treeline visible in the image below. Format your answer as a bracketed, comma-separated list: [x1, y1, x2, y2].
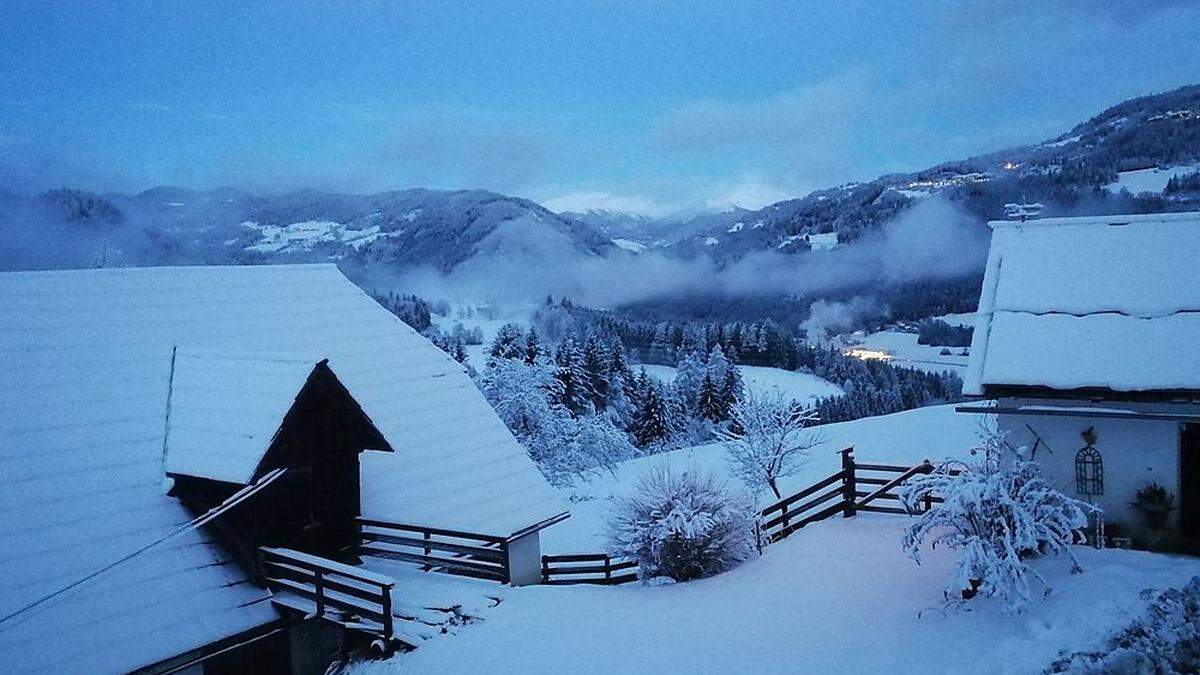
[370, 290, 482, 366]
[916, 319, 973, 347]
[1166, 170, 1200, 195]
[533, 300, 964, 429]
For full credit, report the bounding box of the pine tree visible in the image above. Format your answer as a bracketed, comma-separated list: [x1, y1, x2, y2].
[524, 327, 542, 365]
[720, 366, 745, 419]
[608, 339, 635, 390]
[698, 373, 725, 422]
[554, 339, 593, 415]
[489, 323, 525, 362]
[631, 382, 674, 447]
[581, 335, 610, 410]
[673, 350, 706, 410]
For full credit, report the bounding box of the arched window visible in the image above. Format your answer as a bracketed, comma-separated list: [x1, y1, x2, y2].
[1075, 445, 1103, 495]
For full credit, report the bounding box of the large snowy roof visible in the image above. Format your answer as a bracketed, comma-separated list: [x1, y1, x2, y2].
[0, 264, 565, 672]
[964, 212, 1200, 397]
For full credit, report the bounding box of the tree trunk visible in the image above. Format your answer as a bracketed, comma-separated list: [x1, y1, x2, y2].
[768, 479, 782, 500]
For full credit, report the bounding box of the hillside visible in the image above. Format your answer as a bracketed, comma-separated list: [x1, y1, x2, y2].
[0, 187, 615, 273]
[642, 84, 1200, 261]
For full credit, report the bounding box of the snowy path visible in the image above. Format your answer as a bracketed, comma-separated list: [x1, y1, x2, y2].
[354, 516, 1200, 674]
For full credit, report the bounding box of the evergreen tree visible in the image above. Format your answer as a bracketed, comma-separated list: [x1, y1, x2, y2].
[631, 382, 674, 448]
[489, 323, 526, 362]
[673, 350, 706, 409]
[524, 327, 542, 365]
[581, 334, 610, 410]
[698, 373, 725, 422]
[720, 366, 745, 418]
[554, 339, 593, 415]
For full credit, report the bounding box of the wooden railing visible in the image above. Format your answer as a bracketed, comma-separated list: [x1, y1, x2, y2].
[541, 553, 639, 585]
[356, 518, 509, 583]
[759, 468, 849, 543]
[759, 448, 947, 544]
[260, 546, 395, 640]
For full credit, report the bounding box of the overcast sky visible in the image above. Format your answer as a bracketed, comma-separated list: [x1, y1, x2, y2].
[2, 1, 1199, 214]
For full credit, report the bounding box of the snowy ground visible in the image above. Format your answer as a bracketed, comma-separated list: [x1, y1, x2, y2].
[1105, 163, 1200, 195]
[844, 330, 968, 375]
[356, 514, 1200, 675]
[542, 403, 983, 553]
[639, 364, 845, 405]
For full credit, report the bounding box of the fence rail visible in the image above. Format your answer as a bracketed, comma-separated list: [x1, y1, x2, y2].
[260, 546, 395, 640]
[758, 447, 947, 545]
[541, 553, 639, 585]
[356, 518, 509, 583]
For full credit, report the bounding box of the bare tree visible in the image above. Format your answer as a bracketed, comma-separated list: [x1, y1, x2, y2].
[718, 390, 824, 500]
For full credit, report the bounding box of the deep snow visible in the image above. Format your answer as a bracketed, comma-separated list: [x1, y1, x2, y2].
[355, 515, 1200, 674]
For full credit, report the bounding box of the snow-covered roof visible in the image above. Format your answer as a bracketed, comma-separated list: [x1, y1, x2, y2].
[965, 212, 1200, 397]
[164, 349, 332, 484]
[0, 264, 565, 671]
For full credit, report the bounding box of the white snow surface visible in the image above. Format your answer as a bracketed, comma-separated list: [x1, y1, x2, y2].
[242, 220, 386, 252]
[848, 330, 968, 375]
[967, 213, 1200, 395]
[542, 403, 980, 553]
[611, 238, 647, 253]
[638, 364, 844, 405]
[359, 513, 1200, 674]
[0, 264, 564, 672]
[164, 349, 322, 484]
[1106, 163, 1200, 195]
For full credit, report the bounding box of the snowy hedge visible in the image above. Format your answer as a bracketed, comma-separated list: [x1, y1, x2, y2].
[608, 468, 756, 582]
[900, 428, 1097, 612]
[1048, 576, 1200, 673]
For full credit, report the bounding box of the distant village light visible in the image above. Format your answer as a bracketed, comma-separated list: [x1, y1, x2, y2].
[844, 347, 894, 362]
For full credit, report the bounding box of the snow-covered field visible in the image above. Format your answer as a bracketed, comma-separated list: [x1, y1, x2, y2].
[352, 404, 1200, 674]
[542, 403, 982, 553]
[639, 364, 844, 405]
[1106, 163, 1200, 195]
[846, 330, 968, 375]
[358, 513, 1200, 675]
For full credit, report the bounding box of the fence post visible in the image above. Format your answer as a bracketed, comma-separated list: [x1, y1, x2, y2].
[313, 569, 326, 619]
[604, 555, 612, 583]
[841, 447, 857, 518]
[380, 584, 394, 640]
[541, 556, 549, 584]
[422, 530, 432, 571]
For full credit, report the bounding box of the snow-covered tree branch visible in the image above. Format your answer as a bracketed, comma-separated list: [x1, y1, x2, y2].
[718, 390, 824, 499]
[899, 425, 1098, 613]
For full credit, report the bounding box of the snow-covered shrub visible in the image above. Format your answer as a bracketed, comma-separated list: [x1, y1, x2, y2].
[899, 427, 1097, 612]
[608, 467, 756, 581]
[1047, 577, 1200, 673]
[718, 390, 823, 499]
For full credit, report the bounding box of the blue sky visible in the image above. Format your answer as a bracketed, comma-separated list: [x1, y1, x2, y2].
[2, 1, 1199, 214]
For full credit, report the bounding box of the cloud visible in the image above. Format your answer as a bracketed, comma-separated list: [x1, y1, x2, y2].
[375, 195, 988, 311]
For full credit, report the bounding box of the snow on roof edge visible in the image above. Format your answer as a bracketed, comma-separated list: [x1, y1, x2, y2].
[987, 211, 1200, 229]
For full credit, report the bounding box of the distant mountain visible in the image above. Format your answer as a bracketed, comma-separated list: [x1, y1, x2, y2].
[0, 187, 616, 273]
[655, 83, 1200, 262]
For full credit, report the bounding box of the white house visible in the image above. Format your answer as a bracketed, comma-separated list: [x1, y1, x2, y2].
[961, 212, 1200, 545]
[0, 264, 566, 673]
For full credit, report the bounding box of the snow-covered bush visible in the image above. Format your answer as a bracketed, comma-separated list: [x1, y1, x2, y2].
[718, 390, 823, 499]
[1047, 577, 1200, 673]
[899, 427, 1097, 612]
[608, 467, 756, 581]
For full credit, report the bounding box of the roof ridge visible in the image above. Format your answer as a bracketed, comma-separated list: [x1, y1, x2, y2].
[0, 263, 339, 278]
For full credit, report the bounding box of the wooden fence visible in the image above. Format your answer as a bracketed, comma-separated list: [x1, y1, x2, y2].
[260, 546, 396, 640]
[541, 553, 639, 585]
[356, 517, 510, 583]
[759, 447, 945, 544]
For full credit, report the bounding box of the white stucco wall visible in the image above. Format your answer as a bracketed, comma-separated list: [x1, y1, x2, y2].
[995, 398, 1197, 537]
[506, 530, 542, 586]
